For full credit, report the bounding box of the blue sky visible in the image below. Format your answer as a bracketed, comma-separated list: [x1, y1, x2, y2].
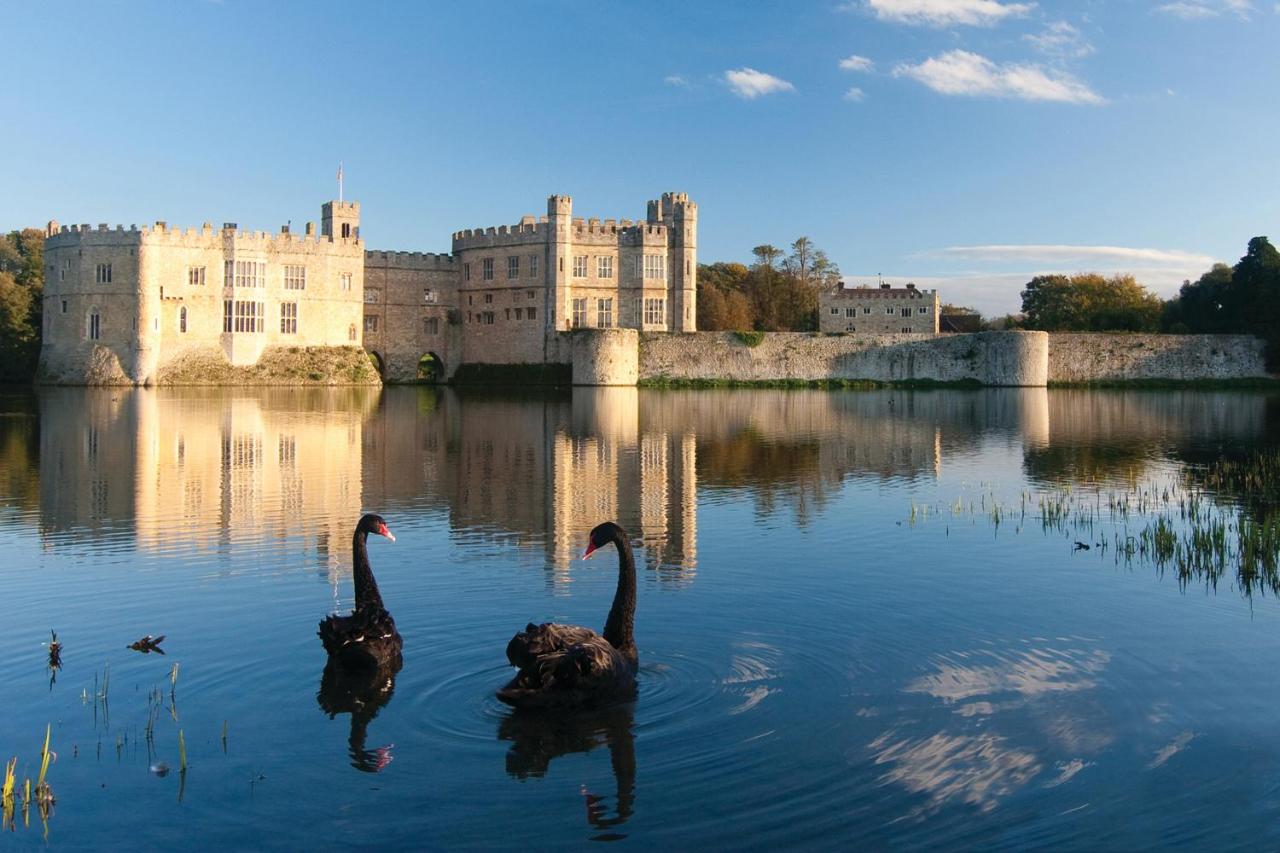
[2, 0, 1277, 315]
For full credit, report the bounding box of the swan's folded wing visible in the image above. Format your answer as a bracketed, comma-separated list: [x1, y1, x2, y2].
[506, 622, 604, 669]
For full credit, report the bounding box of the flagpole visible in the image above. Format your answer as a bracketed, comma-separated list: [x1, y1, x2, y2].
[337, 161, 344, 202]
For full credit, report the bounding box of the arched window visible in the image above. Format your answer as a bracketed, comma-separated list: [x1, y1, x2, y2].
[348, 323, 357, 341]
[87, 308, 101, 341]
[179, 306, 188, 333]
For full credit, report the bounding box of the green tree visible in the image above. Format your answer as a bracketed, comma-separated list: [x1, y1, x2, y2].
[1020, 273, 1162, 332]
[0, 229, 44, 381]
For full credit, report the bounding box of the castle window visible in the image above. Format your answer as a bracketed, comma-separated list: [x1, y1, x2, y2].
[224, 300, 233, 332]
[597, 298, 613, 328]
[180, 306, 188, 333]
[572, 298, 587, 327]
[364, 316, 379, 333]
[482, 258, 494, 281]
[515, 308, 523, 320]
[830, 307, 839, 315]
[225, 260, 233, 286]
[424, 317, 439, 335]
[364, 289, 381, 304]
[527, 290, 535, 300]
[348, 323, 356, 341]
[283, 265, 306, 290]
[95, 263, 112, 284]
[280, 301, 298, 334]
[341, 223, 351, 239]
[901, 307, 911, 317]
[863, 307, 871, 315]
[233, 300, 265, 333]
[484, 293, 493, 304]
[573, 256, 588, 278]
[463, 263, 471, 281]
[918, 306, 929, 314]
[61, 300, 67, 314]
[847, 324, 856, 332]
[341, 272, 352, 291]
[644, 297, 665, 325]
[423, 289, 437, 303]
[187, 266, 206, 286]
[505, 308, 510, 320]
[846, 308, 856, 318]
[885, 307, 895, 315]
[527, 307, 536, 321]
[233, 260, 265, 288]
[597, 256, 613, 279]
[59, 269, 65, 282]
[529, 255, 539, 277]
[643, 255, 666, 280]
[508, 256, 519, 279]
[87, 310, 101, 341]
[901, 326, 912, 333]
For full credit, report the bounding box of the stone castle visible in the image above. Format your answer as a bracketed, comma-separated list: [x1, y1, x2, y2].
[819, 282, 940, 335]
[39, 192, 697, 385]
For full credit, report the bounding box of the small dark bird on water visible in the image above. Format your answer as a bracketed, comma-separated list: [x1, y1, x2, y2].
[128, 634, 166, 654]
[498, 521, 638, 710]
[318, 514, 401, 669]
[1073, 541, 1091, 552]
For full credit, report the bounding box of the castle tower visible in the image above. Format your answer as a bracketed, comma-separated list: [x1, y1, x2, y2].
[548, 195, 573, 331]
[321, 201, 360, 240]
[649, 192, 697, 332]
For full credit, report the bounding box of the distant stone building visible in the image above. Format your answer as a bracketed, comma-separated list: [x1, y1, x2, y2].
[41, 191, 697, 385]
[819, 282, 939, 334]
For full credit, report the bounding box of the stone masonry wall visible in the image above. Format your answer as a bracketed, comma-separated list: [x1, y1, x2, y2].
[1047, 334, 1270, 382]
[639, 331, 1050, 386]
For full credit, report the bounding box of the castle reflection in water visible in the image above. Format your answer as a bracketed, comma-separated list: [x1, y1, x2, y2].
[17, 386, 1279, 585]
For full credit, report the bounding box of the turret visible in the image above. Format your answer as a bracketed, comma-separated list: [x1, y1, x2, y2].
[322, 200, 360, 241]
[648, 192, 697, 332]
[548, 195, 573, 331]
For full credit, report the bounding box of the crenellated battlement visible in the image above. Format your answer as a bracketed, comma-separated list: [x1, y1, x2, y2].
[46, 218, 364, 252]
[365, 249, 457, 269]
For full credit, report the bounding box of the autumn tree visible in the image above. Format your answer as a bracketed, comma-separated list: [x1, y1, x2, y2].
[1020, 273, 1162, 332]
[0, 229, 44, 381]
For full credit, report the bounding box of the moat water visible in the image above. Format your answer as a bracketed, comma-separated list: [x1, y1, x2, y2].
[2, 385, 1280, 850]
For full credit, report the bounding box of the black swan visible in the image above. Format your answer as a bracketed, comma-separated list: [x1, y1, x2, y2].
[318, 513, 401, 669]
[317, 655, 402, 773]
[497, 521, 638, 709]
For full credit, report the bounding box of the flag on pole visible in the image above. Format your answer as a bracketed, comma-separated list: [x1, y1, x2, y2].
[337, 162, 344, 201]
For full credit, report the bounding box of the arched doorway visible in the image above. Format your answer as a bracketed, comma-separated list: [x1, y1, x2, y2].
[417, 352, 444, 383]
[367, 350, 384, 377]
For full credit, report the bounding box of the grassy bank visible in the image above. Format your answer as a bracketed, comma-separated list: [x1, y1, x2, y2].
[1047, 377, 1280, 390]
[637, 376, 985, 390]
[157, 346, 381, 385]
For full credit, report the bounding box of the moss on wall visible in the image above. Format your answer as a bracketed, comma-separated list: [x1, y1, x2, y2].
[155, 346, 381, 386]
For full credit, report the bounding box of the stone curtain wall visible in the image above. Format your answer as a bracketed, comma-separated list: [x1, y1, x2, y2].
[1046, 334, 1269, 382]
[638, 332, 1050, 386]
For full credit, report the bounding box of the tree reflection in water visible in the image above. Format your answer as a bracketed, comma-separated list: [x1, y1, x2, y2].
[498, 703, 636, 840]
[316, 656, 402, 773]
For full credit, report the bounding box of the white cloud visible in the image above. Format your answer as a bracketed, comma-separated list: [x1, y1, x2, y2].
[937, 244, 1213, 267]
[1157, 0, 1253, 18]
[862, 0, 1034, 27]
[663, 75, 690, 87]
[892, 50, 1104, 104]
[839, 54, 875, 72]
[1023, 21, 1095, 58]
[844, 86, 867, 101]
[723, 67, 796, 99]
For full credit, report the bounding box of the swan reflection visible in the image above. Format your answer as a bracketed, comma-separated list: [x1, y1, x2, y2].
[498, 703, 636, 839]
[316, 656, 401, 773]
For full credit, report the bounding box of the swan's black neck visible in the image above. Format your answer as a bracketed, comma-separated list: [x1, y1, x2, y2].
[352, 528, 385, 612]
[601, 531, 636, 652]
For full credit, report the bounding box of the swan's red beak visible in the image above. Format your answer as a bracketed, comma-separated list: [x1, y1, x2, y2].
[581, 540, 598, 560]
[377, 522, 396, 542]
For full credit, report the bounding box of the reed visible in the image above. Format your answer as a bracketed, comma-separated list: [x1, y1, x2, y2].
[178, 730, 187, 772]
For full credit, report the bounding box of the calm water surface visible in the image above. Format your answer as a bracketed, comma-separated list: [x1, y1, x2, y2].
[2, 386, 1280, 850]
